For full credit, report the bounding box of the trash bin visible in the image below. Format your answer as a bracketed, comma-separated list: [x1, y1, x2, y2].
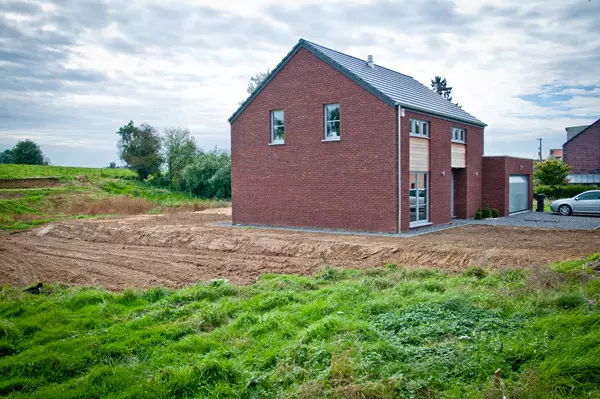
[536, 194, 546, 212]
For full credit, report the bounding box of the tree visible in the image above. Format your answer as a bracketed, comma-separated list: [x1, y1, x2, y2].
[162, 127, 198, 181]
[108, 162, 117, 169]
[0, 149, 13, 164]
[431, 76, 453, 101]
[247, 69, 270, 95]
[12, 139, 45, 165]
[534, 159, 571, 186]
[117, 121, 162, 180]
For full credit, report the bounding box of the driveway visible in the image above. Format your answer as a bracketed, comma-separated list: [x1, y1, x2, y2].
[457, 211, 600, 231]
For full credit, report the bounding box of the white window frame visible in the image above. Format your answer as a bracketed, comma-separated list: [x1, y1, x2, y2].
[323, 103, 341, 141]
[410, 119, 429, 138]
[270, 110, 284, 145]
[452, 127, 466, 143]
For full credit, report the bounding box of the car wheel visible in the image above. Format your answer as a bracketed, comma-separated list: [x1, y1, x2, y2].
[558, 204, 572, 216]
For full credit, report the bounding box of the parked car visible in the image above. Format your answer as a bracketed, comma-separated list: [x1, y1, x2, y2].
[550, 190, 600, 216]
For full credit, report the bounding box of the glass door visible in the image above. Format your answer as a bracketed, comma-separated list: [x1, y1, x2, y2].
[409, 172, 429, 226]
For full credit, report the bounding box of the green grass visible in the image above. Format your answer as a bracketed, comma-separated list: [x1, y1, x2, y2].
[0, 164, 136, 180]
[1, 256, 599, 398]
[0, 166, 229, 230]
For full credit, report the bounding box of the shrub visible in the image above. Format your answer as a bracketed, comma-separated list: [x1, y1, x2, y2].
[180, 150, 231, 199]
[491, 208, 499, 218]
[474, 209, 482, 220]
[146, 173, 173, 188]
[482, 207, 492, 219]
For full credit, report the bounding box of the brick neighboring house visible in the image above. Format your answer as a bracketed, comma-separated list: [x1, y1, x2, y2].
[563, 119, 600, 184]
[229, 39, 533, 233]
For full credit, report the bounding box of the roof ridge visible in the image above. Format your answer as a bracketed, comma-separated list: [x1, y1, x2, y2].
[302, 38, 414, 79]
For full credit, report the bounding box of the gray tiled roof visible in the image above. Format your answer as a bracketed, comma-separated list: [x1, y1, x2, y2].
[303, 40, 485, 126]
[229, 39, 486, 126]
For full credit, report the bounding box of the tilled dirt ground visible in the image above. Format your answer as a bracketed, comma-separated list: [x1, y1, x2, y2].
[1, 209, 599, 290]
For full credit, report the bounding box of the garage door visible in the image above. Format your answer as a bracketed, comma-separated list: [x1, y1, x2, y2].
[509, 175, 528, 214]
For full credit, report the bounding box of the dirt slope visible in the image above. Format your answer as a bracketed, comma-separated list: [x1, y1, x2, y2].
[1, 210, 598, 290]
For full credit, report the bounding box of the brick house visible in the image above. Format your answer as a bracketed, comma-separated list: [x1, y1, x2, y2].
[563, 119, 600, 184]
[229, 39, 533, 233]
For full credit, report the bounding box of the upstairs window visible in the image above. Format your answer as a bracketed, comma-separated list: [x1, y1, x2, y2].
[452, 127, 466, 143]
[270, 110, 284, 144]
[324, 104, 340, 141]
[410, 119, 429, 138]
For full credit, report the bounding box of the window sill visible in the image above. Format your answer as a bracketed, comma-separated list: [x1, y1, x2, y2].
[409, 134, 430, 139]
[268, 142, 285, 146]
[322, 137, 341, 142]
[451, 140, 466, 144]
[409, 221, 432, 228]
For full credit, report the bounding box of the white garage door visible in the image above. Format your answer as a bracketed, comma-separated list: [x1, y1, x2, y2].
[509, 175, 528, 214]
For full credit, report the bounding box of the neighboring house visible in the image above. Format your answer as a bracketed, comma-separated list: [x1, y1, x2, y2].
[548, 148, 563, 161]
[563, 119, 600, 184]
[229, 39, 533, 233]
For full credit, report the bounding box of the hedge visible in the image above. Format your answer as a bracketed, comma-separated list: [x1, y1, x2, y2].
[533, 184, 600, 200]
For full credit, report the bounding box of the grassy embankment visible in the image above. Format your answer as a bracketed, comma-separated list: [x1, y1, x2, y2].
[0, 164, 229, 230]
[1, 255, 599, 398]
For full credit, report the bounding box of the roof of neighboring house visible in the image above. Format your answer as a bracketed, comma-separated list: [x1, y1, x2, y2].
[566, 125, 591, 141]
[549, 148, 563, 157]
[229, 39, 486, 127]
[564, 118, 600, 144]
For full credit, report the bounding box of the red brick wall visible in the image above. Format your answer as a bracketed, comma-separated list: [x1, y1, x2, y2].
[399, 111, 484, 229]
[482, 156, 533, 216]
[231, 48, 399, 233]
[563, 122, 600, 175]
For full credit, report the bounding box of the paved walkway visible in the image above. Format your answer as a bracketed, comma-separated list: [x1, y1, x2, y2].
[455, 211, 600, 231]
[223, 211, 600, 238]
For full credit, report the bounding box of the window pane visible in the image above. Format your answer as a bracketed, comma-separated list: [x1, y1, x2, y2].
[272, 110, 284, 126]
[326, 121, 340, 138]
[414, 122, 420, 135]
[409, 173, 417, 222]
[423, 122, 428, 136]
[326, 104, 340, 121]
[273, 126, 284, 141]
[418, 173, 428, 222]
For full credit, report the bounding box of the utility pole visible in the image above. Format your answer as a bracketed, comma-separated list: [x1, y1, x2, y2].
[537, 138, 543, 161]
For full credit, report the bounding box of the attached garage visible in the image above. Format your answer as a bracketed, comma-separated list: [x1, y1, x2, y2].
[509, 175, 529, 214]
[482, 156, 534, 217]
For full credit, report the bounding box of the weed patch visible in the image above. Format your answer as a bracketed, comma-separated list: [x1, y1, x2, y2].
[0, 255, 599, 398]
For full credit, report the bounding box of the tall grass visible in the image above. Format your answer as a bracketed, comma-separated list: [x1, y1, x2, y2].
[1, 255, 599, 398]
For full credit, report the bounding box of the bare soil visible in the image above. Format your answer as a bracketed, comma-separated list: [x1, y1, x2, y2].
[1, 209, 599, 290]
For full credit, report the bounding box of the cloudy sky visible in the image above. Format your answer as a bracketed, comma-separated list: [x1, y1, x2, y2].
[1, 0, 599, 167]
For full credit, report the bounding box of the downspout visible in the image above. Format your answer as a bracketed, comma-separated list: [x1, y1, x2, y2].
[397, 105, 402, 233]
